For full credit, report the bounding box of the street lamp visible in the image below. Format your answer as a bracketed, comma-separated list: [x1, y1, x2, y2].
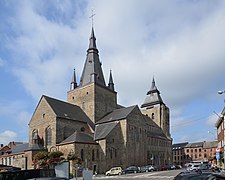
[218, 90, 225, 95]
[218, 90, 225, 169]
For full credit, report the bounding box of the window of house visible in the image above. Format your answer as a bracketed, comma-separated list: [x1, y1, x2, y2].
[81, 149, 84, 161]
[151, 113, 155, 119]
[96, 149, 99, 160]
[81, 127, 85, 132]
[92, 149, 95, 161]
[46, 127, 52, 146]
[110, 149, 112, 159]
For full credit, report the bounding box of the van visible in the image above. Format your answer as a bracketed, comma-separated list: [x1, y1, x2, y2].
[105, 167, 123, 176]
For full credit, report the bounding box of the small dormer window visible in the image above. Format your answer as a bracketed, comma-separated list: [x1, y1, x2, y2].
[151, 113, 155, 119]
[43, 114, 45, 118]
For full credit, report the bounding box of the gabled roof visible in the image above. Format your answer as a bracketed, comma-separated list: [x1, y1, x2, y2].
[172, 142, 189, 150]
[25, 144, 44, 151]
[203, 141, 217, 149]
[96, 105, 137, 124]
[9, 143, 29, 154]
[43, 95, 95, 130]
[94, 121, 119, 140]
[185, 142, 204, 148]
[59, 131, 97, 145]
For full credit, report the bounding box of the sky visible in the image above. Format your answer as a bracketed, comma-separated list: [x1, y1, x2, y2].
[0, 0, 225, 145]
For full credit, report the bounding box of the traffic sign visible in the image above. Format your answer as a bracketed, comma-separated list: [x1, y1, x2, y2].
[216, 152, 220, 159]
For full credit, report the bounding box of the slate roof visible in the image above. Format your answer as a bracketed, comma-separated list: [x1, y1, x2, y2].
[79, 27, 106, 87]
[203, 141, 217, 149]
[172, 142, 189, 150]
[9, 143, 29, 154]
[43, 95, 95, 130]
[94, 121, 119, 140]
[141, 78, 164, 108]
[185, 142, 204, 148]
[25, 144, 44, 151]
[96, 105, 137, 124]
[59, 131, 97, 145]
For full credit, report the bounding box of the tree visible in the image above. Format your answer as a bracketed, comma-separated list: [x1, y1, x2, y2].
[33, 151, 64, 169]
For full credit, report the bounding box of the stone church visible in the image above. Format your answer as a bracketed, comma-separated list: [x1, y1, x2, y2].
[19, 27, 172, 173]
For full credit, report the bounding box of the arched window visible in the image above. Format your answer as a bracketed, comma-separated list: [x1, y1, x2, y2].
[46, 127, 52, 146]
[32, 129, 38, 144]
[92, 149, 95, 161]
[151, 113, 155, 119]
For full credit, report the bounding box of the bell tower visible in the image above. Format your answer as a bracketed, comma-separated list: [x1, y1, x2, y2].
[141, 78, 171, 139]
[67, 28, 117, 123]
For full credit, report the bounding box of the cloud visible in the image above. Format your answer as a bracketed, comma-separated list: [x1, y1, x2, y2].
[0, 100, 31, 127]
[0, 131, 17, 146]
[2, 1, 225, 143]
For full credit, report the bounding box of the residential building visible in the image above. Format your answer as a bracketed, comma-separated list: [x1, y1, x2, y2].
[172, 141, 217, 166]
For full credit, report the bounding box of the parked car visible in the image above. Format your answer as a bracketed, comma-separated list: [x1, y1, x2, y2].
[153, 165, 160, 171]
[105, 167, 123, 176]
[186, 163, 201, 171]
[140, 165, 154, 172]
[168, 164, 176, 170]
[27, 178, 69, 180]
[206, 172, 225, 179]
[160, 164, 169, 171]
[123, 166, 140, 174]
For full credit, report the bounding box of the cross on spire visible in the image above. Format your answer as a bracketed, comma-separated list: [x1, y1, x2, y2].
[89, 9, 96, 27]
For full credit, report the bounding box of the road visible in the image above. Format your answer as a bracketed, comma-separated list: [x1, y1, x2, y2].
[92, 169, 183, 180]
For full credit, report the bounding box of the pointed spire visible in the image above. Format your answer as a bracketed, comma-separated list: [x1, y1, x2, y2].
[141, 77, 164, 108]
[148, 76, 158, 94]
[70, 68, 77, 90]
[108, 70, 115, 91]
[88, 27, 97, 50]
[79, 28, 106, 87]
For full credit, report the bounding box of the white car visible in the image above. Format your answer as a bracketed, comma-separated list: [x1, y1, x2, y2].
[187, 164, 200, 171]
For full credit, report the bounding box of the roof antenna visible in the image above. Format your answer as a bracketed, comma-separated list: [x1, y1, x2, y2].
[89, 8, 96, 28]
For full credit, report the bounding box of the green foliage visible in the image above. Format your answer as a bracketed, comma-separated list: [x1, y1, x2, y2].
[33, 150, 64, 168]
[34, 151, 48, 160]
[49, 151, 63, 159]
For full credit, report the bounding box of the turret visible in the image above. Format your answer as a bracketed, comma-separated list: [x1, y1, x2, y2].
[108, 70, 115, 91]
[141, 77, 171, 139]
[70, 68, 77, 90]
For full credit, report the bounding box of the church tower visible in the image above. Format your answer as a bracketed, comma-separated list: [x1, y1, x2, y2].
[67, 28, 117, 123]
[141, 78, 171, 139]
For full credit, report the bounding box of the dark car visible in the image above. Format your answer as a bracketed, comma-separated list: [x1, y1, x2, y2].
[153, 165, 160, 171]
[27, 178, 69, 180]
[174, 169, 217, 180]
[123, 166, 140, 174]
[140, 165, 154, 172]
[206, 172, 225, 179]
